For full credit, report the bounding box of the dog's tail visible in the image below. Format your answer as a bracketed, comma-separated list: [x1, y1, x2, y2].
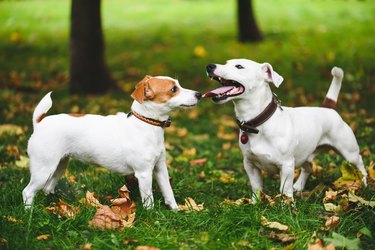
[32, 91, 53, 128]
[322, 67, 344, 109]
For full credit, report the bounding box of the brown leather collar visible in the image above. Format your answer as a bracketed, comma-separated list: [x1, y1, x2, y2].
[236, 95, 281, 134]
[129, 111, 171, 128]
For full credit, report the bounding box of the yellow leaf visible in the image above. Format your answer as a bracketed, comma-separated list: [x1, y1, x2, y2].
[3, 215, 18, 223]
[333, 163, 363, 192]
[323, 190, 338, 203]
[178, 197, 204, 212]
[366, 161, 375, 180]
[193, 45, 207, 58]
[261, 216, 290, 232]
[348, 192, 375, 208]
[10, 32, 21, 43]
[219, 172, 235, 184]
[0, 124, 23, 136]
[182, 147, 196, 157]
[36, 234, 50, 240]
[15, 155, 29, 168]
[324, 203, 342, 212]
[190, 158, 208, 166]
[82, 191, 102, 208]
[135, 246, 160, 250]
[45, 199, 80, 219]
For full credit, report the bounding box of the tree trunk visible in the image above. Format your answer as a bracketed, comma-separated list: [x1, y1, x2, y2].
[237, 0, 263, 42]
[69, 0, 115, 94]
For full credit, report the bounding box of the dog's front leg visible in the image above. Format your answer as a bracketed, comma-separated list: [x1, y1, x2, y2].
[280, 160, 295, 199]
[155, 155, 179, 210]
[135, 170, 154, 209]
[244, 158, 263, 202]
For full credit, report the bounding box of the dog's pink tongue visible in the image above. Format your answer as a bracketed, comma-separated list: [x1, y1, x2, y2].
[202, 86, 234, 98]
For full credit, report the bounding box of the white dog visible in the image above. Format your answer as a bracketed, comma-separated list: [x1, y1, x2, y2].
[203, 59, 367, 200]
[23, 75, 201, 209]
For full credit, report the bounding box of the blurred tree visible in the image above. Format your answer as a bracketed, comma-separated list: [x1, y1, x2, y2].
[237, 0, 262, 42]
[70, 0, 116, 94]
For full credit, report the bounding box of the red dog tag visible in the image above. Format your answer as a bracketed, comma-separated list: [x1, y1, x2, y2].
[240, 132, 249, 144]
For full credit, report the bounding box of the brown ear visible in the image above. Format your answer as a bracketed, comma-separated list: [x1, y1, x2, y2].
[131, 75, 153, 103]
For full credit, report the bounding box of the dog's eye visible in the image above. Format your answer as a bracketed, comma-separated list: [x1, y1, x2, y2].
[171, 86, 178, 93]
[235, 64, 244, 69]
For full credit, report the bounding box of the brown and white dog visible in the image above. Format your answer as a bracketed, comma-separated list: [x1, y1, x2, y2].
[23, 76, 201, 209]
[203, 59, 367, 201]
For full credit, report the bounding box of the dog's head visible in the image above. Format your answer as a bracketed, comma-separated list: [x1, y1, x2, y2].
[202, 59, 283, 104]
[131, 75, 201, 112]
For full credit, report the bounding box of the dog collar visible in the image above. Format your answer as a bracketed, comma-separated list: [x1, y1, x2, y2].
[128, 111, 171, 128]
[236, 95, 281, 134]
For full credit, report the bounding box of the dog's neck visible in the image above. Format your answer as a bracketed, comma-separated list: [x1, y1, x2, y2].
[131, 101, 170, 122]
[234, 82, 274, 122]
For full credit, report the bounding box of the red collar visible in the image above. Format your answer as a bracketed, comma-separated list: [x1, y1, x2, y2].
[129, 111, 171, 128]
[236, 95, 281, 134]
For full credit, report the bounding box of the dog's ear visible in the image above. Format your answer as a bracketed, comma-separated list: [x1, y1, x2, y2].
[261, 63, 284, 88]
[131, 75, 154, 103]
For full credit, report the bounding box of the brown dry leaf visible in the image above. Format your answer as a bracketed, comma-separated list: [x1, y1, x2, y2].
[348, 192, 375, 208]
[135, 246, 160, 250]
[45, 199, 80, 219]
[88, 205, 125, 230]
[325, 215, 340, 229]
[178, 197, 204, 212]
[312, 160, 323, 174]
[323, 190, 338, 203]
[177, 127, 188, 137]
[323, 203, 342, 213]
[268, 231, 296, 243]
[190, 158, 208, 166]
[83, 191, 102, 208]
[261, 216, 290, 232]
[81, 243, 93, 250]
[36, 234, 50, 240]
[260, 192, 276, 205]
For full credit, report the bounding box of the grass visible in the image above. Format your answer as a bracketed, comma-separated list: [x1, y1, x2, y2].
[1, 0, 375, 249]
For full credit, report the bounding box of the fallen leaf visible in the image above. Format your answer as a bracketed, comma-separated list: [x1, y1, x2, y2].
[333, 163, 363, 193]
[81, 243, 93, 250]
[182, 148, 196, 157]
[323, 203, 342, 213]
[325, 216, 340, 229]
[219, 172, 236, 184]
[178, 197, 204, 212]
[236, 240, 252, 248]
[88, 205, 126, 230]
[323, 190, 338, 203]
[45, 199, 80, 219]
[261, 216, 290, 232]
[268, 231, 297, 243]
[348, 192, 375, 207]
[2, 215, 18, 223]
[221, 197, 252, 206]
[135, 246, 160, 250]
[15, 155, 29, 168]
[83, 191, 102, 208]
[190, 158, 208, 166]
[366, 161, 375, 180]
[193, 45, 207, 58]
[36, 234, 50, 240]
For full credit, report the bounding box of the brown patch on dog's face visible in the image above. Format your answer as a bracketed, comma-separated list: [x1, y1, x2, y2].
[147, 78, 180, 104]
[36, 113, 46, 123]
[68, 114, 86, 117]
[131, 76, 180, 104]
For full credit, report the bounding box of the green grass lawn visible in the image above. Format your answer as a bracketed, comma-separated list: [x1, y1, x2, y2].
[1, 0, 375, 249]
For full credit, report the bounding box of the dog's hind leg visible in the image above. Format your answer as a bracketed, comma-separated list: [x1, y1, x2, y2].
[22, 157, 61, 207]
[330, 124, 368, 185]
[43, 157, 69, 195]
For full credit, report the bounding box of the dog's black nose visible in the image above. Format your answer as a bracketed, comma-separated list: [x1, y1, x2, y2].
[195, 92, 202, 100]
[206, 64, 216, 73]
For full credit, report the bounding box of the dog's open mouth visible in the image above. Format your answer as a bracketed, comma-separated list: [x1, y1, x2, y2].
[202, 74, 245, 102]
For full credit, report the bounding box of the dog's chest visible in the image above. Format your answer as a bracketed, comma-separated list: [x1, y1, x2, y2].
[240, 137, 280, 173]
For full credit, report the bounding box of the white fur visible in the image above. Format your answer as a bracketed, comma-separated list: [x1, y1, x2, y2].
[208, 59, 367, 200]
[23, 76, 200, 209]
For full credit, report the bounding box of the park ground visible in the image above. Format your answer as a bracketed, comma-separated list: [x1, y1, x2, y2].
[0, 0, 375, 249]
